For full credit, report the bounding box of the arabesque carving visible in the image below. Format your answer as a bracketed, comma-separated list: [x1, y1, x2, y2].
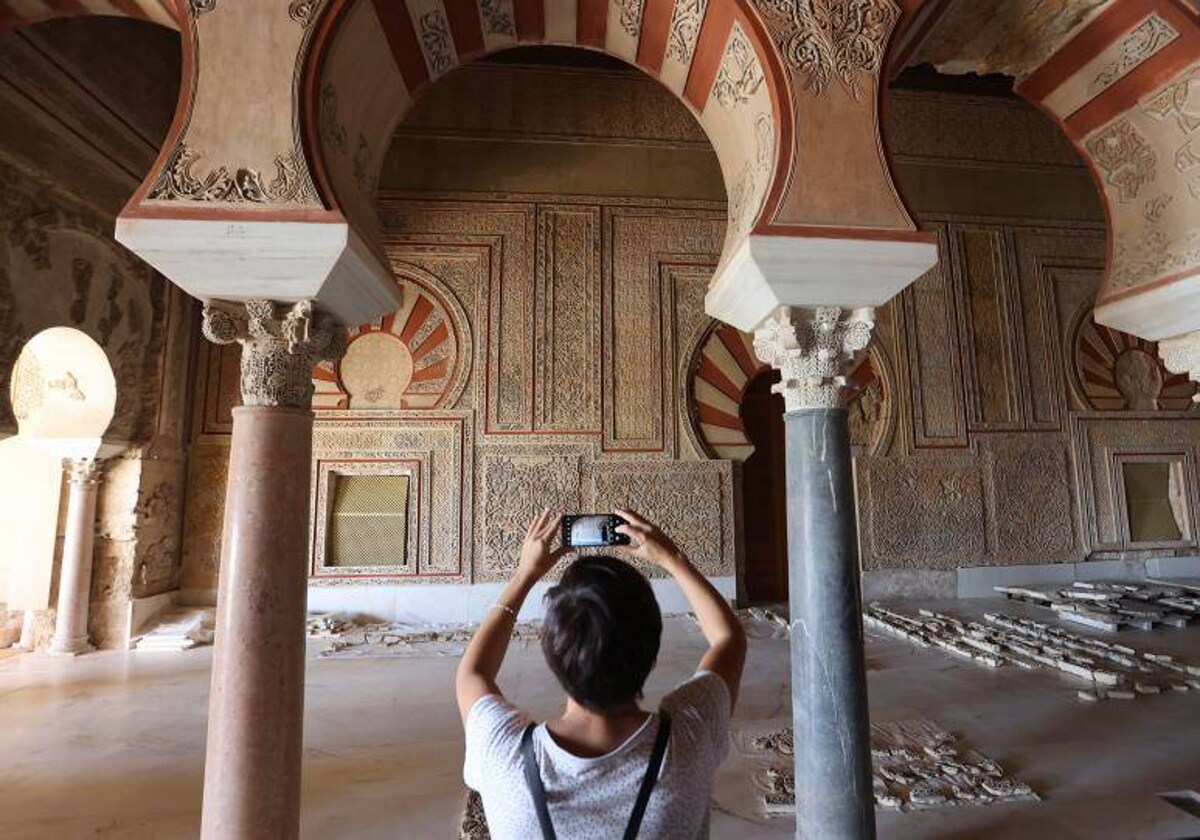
[713, 23, 765, 108]
[1090, 15, 1178, 95]
[616, 0, 646, 37]
[753, 306, 875, 411]
[202, 300, 347, 409]
[288, 0, 320, 27]
[1159, 330, 1200, 404]
[1085, 119, 1156, 203]
[147, 144, 318, 205]
[751, 0, 898, 99]
[667, 0, 708, 64]
[478, 0, 515, 37]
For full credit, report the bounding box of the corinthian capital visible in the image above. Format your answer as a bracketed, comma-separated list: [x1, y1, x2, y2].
[201, 299, 347, 409]
[1159, 330, 1200, 404]
[752, 306, 875, 412]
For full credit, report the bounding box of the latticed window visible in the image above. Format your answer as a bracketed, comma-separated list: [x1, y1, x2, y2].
[327, 474, 410, 567]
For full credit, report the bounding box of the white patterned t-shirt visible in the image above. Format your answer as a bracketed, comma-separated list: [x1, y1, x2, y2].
[464, 672, 731, 840]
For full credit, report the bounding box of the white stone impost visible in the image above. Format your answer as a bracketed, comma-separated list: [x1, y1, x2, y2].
[201, 299, 348, 409]
[752, 306, 875, 412]
[1158, 330, 1200, 404]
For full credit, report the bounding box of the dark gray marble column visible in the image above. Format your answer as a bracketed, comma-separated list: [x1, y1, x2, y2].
[752, 306, 876, 840]
[785, 407, 874, 840]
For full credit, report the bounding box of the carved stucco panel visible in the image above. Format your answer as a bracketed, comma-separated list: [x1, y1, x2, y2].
[858, 454, 986, 570]
[979, 435, 1079, 563]
[585, 460, 735, 578]
[475, 448, 585, 582]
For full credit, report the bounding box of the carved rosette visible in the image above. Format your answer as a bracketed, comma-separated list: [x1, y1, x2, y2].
[752, 306, 874, 411]
[66, 457, 102, 486]
[201, 300, 347, 409]
[1159, 330, 1200, 404]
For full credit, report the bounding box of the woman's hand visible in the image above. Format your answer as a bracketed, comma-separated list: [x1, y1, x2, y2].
[614, 508, 687, 571]
[516, 508, 568, 582]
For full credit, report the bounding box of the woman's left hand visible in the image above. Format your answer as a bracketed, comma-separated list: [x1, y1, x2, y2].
[516, 508, 568, 581]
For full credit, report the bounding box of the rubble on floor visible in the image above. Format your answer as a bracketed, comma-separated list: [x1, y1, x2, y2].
[995, 580, 1200, 631]
[458, 789, 489, 840]
[736, 720, 1037, 815]
[866, 603, 1200, 700]
[737, 605, 790, 639]
[0, 607, 22, 649]
[307, 612, 541, 658]
[134, 608, 215, 652]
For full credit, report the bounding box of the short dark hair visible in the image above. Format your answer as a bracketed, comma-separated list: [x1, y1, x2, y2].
[541, 556, 662, 712]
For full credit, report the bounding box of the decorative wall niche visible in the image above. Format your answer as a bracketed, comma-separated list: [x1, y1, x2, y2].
[312, 265, 471, 411]
[1073, 312, 1197, 411]
[1116, 454, 1192, 548]
[313, 461, 421, 578]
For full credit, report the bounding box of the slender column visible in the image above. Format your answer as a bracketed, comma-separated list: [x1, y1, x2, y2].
[199, 300, 346, 840]
[754, 307, 876, 840]
[48, 458, 102, 655]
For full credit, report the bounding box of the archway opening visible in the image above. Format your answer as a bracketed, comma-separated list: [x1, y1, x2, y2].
[740, 367, 786, 604]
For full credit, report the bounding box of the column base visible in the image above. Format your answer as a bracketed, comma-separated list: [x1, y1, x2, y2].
[48, 637, 93, 656]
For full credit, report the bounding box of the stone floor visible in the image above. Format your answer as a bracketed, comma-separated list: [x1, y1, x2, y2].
[2, 597, 1199, 839]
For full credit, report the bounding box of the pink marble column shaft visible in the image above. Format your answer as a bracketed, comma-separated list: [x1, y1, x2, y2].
[200, 406, 313, 840]
[48, 459, 101, 655]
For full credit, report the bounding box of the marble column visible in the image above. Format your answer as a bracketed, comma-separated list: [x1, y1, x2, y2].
[48, 457, 102, 655]
[754, 307, 877, 840]
[199, 300, 346, 840]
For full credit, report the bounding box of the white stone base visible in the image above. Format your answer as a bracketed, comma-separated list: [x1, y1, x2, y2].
[306, 576, 738, 625]
[862, 556, 1200, 601]
[126, 590, 178, 647]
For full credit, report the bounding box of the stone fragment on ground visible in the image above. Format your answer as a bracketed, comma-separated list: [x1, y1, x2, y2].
[734, 719, 1036, 816]
[866, 603, 1199, 700]
[133, 608, 215, 651]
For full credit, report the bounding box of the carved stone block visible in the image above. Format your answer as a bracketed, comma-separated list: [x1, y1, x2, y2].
[584, 460, 735, 578]
[475, 448, 585, 582]
[859, 455, 987, 570]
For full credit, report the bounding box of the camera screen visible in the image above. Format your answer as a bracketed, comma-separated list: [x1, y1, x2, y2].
[568, 515, 611, 547]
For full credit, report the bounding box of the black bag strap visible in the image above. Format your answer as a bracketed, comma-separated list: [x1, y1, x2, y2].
[519, 711, 673, 840]
[521, 723, 557, 840]
[623, 710, 672, 840]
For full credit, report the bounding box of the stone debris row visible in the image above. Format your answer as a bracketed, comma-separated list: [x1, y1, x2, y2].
[743, 720, 1036, 814]
[133, 608, 215, 652]
[866, 603, 1200, 701]
[307, 612, 541, 657]
[994, 579, 1200, 631]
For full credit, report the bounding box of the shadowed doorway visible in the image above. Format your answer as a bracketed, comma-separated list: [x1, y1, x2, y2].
[740, 369, 787, 604]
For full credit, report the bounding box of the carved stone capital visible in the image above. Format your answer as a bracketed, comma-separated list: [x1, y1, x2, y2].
[201, 300, 347, 409]
[66, 458, 102, 486]
[1159, 330, 1200, 404]
[752, 306, 875, 412]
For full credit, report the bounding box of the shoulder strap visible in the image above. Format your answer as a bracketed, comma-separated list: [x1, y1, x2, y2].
[623, 711, 672, 840]
[521, 723, 557, 840]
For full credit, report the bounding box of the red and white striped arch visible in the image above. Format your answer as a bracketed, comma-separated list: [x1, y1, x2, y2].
[687, 322, 767, 461]
[0, 0, 179, 34]
[894, 0, 1200, 344]
[303, 0, 792, 265]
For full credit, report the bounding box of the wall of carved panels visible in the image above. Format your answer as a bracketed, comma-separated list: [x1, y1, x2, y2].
[178, 71, 1200, 598]
[183, 194, 738, 593]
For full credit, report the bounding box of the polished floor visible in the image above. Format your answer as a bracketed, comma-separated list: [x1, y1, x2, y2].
[2, 598, 1199, 839]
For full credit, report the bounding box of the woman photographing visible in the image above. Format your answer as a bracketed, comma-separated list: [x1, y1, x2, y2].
[456, 508, 747, 839]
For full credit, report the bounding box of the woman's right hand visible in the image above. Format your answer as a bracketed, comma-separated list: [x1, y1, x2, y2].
[614, 508, 686, 571]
